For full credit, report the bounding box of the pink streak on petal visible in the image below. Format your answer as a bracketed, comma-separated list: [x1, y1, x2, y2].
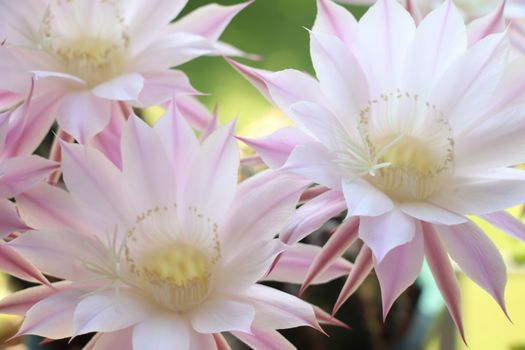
[137, 70, 200, 107]
[467, 1, 505, 45]
[176, 95, 214, 132]
[0, 242, 49, 285]
[48, 128, 74, 186]
[0, 155, 58, 198]
[375, 224, 424, 321]
[299, 217, 359, 295]
[281, 189, 346, 245]
[237, 127, 314, 169]
[314, 0, 358, 46]
[199, 105, 219, 142]
[0, 281, 70, 315]
[313, 305, 351, 330]
[263, 243, 352, 285]
[332, 245, 373, 316]
[481, 211, 525, 242]
[0, 199, 29, 238]
[226, 58, 272, 101]
[172, 1, 254, 41]
[233, 328, 296, 350]
[437, 221, 509, 319]
[299, 185, 330, 204]
[422, 222, 466, 344]
[213, 333, 232, 350]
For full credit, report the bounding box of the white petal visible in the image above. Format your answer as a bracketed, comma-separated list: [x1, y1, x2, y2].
[342, 179, 393, 217]
[133, 315, 190, 350]
[190, 298, 255, 334]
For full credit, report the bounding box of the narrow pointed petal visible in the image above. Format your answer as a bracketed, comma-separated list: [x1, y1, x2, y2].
[121, 115, 176, 211]
[0, 198, 28, 238]
[92, 73, 144, 101]
[467, 1, 505, 45]
[184, 121, 239, 222]
[238, 128, 313, 169]
[481, 211, 525, 242]
[241, 284, 320, 331]
[0, 242, 49, 285]
[281, 189, 346, 245]
[422, 223, 465, 342]
[403, 0, 467, 98]
[375, 226, 424, 320]
[176, 95, 214, 131]
[61, 142, 132, 230]
[436, 221, 508, 317]
[0, 282, 70, 315]
[263, 243, 352, 285]
[17, 289, 83, 339]
[233, 328, 296, 350]
[133, 315, 190, 350]
[190, 299, 255, 334]
[356, 0, 416, 94]
[313, 305, 351, 330]
[223, 171, 308, 252]
[226, 59, 272, 101]
[310, 30, 369, 121]
[300, 218, 359, 294]
[342, 179, 394, 217]
[313, 0, 358, 46]
[138, 70, 199, 107]
[0, 155, 57, 198]
[172, 1, 253, 41]
[332, 245, 373, 315]
[359, 208, 415, 262]
[154, 99, 200, 200]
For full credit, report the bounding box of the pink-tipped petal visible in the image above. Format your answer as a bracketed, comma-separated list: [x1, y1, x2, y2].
[172, 1, 253, 41]
[138, 70, 199, 107]
[263, 243, 352, 285]
[314, 305, 351, 330]
[0, 155, 57, 198]
[241, 284, 320, 331]
[467, 1, 505, 45]
[233, 328, 296, 350]
[314, 0, 358, 46]
[436, 221, 509, 318]
[0, 198, 28, 238]
[481, 211, 525, 242]
[238, 127, 313, 169]
[300, 218, 359, 295]
[154, 100, 200, 199]
[332, 245, 373, 316]
[422, 223, 466, 343]
[403, 0, 466, 99]
[133, 315, 190, 350]
[0, 282, 70, 315]
[121, 115, 176, 211]
[226, 59, 272, 101]
[0, 242, 49, 285]
[359, 207, 416, 262]
[375, 225, 424, 320]
[183, 121, 239, 222]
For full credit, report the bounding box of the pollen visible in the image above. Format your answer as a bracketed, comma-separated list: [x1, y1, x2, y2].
[139, 243, 213, 312]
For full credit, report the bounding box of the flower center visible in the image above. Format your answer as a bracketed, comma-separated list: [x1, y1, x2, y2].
[51, 38, 126, 86]
[138, 243, 213, 312]
[334, 91, 454, 202]
[38, 0, 129, 87]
